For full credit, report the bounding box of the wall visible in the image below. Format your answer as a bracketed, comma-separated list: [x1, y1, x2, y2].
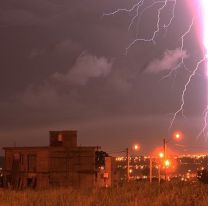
[3, 148, 49, 189]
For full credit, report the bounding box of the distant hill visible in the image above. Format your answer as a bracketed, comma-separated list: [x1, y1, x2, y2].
[0, 156, 4, 168]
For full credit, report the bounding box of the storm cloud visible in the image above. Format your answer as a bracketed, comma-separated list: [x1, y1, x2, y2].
[145, 48, 189, 73]
[52, 52, 113, 85]
[0, 0, 206, 154]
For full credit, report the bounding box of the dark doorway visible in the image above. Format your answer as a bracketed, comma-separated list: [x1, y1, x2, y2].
[27, 177, 37, 188]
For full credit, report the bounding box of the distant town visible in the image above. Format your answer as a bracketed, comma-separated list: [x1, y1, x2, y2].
[114, 154, 208, 182]
[1, 129, 208, 189]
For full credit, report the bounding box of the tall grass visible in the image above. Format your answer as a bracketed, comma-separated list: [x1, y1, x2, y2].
[1, 181, 208, 206]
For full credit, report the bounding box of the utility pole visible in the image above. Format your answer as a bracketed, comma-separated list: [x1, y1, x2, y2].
[158, 164, 161, 184]
[149, 156, 152, 183]
[163, 138, 167, 181]
[126, 148, 130, 181]
[163, 138, 166, 158]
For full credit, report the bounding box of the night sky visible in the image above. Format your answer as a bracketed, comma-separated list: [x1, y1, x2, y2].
[0, 0, 207, 155]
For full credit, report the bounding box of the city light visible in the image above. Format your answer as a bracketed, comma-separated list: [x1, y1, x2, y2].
[114, 154, 208, 183]
[173, 131, 183, 142]
[133, 144, 140, 151]
[159, 152, 164, 159]
[164, 159, 171, 168]
[175, 133, 180, 139]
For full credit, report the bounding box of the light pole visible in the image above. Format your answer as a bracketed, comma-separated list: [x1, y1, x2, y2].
[126, 144, 140, 182]
[149, 156, 152, 183]
[162, 131, 183, 181]
[126, 148, 130, 181]
[163, 138, 167, 180]
[158, 152, 164, 184]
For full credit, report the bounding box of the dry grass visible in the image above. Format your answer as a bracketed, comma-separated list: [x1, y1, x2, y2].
[1, 181, 208, 206]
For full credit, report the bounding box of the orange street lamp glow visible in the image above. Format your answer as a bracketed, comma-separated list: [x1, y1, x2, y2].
[173, 131, 183, 142]
[164, 159, 171, 168]
[175, 133, 180, 139]
[133, 144, 140, 151]
[159, 152, 164, 158]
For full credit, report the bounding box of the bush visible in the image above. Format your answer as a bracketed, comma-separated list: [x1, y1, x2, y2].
[197, 169, 208, 184]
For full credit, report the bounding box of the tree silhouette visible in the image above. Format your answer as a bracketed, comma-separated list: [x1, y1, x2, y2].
[197, 169, 208, 184]
[95, 151, 109, 169]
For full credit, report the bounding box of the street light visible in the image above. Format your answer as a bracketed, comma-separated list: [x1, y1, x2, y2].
[175, 133, 180, 139]
[159, 152, 164, 159]
[158, 151, 164, 184]
[133, 144, 140, 151]
[163, 130, 183, 180]
[173, 131, 183, 142]
[164, 159, 171, 168]
[126, 143, 141, 181]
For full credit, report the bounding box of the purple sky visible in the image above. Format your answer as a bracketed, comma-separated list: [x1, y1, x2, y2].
[0, 0, 207, 155]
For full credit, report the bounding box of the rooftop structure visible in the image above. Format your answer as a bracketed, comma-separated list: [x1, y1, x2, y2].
[2, 130, 113, 189]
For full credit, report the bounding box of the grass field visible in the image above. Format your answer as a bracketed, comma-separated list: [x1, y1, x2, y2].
[1, 181, 208, 206]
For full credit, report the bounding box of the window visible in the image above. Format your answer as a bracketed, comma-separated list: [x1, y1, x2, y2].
[28, 154, 37, 172]
[58, 134, 63, 142]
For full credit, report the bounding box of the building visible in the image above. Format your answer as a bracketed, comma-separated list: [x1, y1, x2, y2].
[2, 130, 113, 189]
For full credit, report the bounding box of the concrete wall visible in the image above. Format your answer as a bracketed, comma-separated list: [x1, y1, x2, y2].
[3, 148, 49, 189]
[49, 147, 97, 188]
[3, 145, 112, 189]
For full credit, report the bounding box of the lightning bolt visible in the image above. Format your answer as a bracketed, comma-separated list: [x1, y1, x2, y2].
[169, 56, 207, 130]
[125, 0, 169, 53]
[104, 0, 208, 136]
[103, 0, 176, 53]
[136, 1, 171, 37]
[160, 18, 194, 81]
[103, 0, 144, 18]
[195, 0, 208, 138]
[163, 0, 176, 29]
[197, 106, 208, 139]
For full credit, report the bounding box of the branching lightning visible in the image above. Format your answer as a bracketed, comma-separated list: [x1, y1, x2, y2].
[104, 0, 175, 54]
[163, 0, 176, 29]
[169, 56, 207, 130]
[160, 17, 194, 81]
[103, 0, 144, 19]
[136, 1, 170, 35]
[197, 0, 208, 138]
[104, 0, 208, 137]
[125, 0, 169, 53]
[197, 106, 208, 139]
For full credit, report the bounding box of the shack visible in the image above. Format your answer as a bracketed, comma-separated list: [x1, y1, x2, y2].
[3, 130, 113, 189]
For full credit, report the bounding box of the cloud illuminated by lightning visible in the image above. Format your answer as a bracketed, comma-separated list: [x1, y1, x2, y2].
[160, 18, 194, 81]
